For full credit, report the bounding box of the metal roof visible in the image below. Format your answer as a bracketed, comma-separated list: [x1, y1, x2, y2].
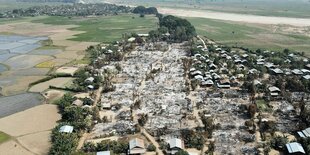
[303, 75, 310, 80]
[272, 68, 284, 74]
[169, 138, 183, 149]
[269, 86, 280, 92]
[129, 138, 145, 150]
[286, 142, 305, 154]
[59, 125, 73, 133]
[302, 127, 310, 137]
[96, 151, 110, 155]
[298, 131, 306, 138]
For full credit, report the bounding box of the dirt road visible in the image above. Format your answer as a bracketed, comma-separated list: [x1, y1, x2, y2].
[158, 7, 310, 27]
[141, 128, 164, 155]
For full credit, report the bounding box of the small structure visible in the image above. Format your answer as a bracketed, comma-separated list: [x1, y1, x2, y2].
[128, 37, 136, 42]
[286, 142, 305, 154]
[87, 85, 94, 90]
[297, 127, 310, 138]
[271, 68, 284, 75]
[217, 79, 231, 89]
[204, 74, 212, 80]
[292, 69, 303, 75]
[168, 138, 184, 155]
[212, 73, 221, 80]
[189, 68, 196, 72]
[215, 48, 222, 52]
[101, 99, 111, 109]
[234, 59, 242, 64]
[303, 75, 310, 80]
[190, 70, 202, 77]
[72, 99, 83, 107]
[265, 62, 275, 69]
[256, 58, 265, 65]
[194, 75, 204, 81]
[268, 86, 281, 96]
[129, 138, 146, 154]
[59, 125, 74, 133]
[301, 69, 310, 74]
[201, 80, 214, 87]
[209, 64, 217, 70]
[96, 151, 111, 155]
[138, 34, 149, 37]
[248, 69, 258, 74]
[241, 54, 249, 58]
[85, 77, 95, 83]
[254, 80, 262, 86]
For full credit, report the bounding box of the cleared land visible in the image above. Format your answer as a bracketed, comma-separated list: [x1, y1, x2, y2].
[159, 8, 310, 27]
[0, 104, 60, 136]
[0, 131, 10, 144]
[0, 140, 33, 155]
[32, 14, 159, 43]
[0, 104, 60, 155]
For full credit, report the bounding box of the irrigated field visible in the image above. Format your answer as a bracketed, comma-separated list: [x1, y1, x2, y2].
[32, 14, 159, 43]
[0, 93, 44, 118]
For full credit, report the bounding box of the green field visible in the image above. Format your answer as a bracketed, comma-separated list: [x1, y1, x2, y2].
[32, 14, 158, 43]
[0, 131, 10, 144]
[187, 17, 310, 54]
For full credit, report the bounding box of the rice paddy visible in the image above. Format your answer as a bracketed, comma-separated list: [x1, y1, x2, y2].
[0, 93, 44, 118]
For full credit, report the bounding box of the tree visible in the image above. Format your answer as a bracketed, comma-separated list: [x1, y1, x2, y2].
[83, 142, 96, 152]
[147, 144, 156, 151]
[138, 114, 148, 126]
[57, 93, 75, 111]
[49, 125, 79, 155]
[175, 150, 189, 155]
[133, 6, 158, 14]
[83, 97, 94, 106]
[248, 104, 257, 118]
[270, 135, 288, 151]
[159, 15, 196, 42]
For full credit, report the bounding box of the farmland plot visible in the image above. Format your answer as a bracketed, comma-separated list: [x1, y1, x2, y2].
[29, 77, 74, 92]
[30, 49, 62, 55]
[0, 64, 7, 73]
[5, 54, 53, 70]
[0, 93, 44, 118]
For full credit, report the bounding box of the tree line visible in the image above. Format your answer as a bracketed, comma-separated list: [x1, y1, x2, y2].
[149, 14, 197, 43]
[0, 3, 132, 18]
[132, 6, 158, 15]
